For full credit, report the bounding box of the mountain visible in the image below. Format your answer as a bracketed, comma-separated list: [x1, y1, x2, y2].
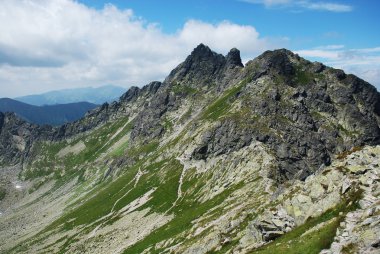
[0, 98, 98, 126]
[0, 45, 379, 254]
[15, 85, 126, 106]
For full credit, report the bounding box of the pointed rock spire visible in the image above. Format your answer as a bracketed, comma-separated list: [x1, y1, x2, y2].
[226, 48, 243, 67]
[165, 44, 226, 85]
[188, 43, 214, 61]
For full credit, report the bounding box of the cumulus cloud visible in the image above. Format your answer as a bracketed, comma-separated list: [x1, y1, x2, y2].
[295, 46, 380, 90]
[242, 0, 353, 12]
[0, 0, 284, 97]
[177, 20, 281, 62]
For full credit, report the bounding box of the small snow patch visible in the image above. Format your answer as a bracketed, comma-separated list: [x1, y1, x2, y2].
[15, 184, 22, 190]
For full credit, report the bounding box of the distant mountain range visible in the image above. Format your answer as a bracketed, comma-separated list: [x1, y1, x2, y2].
[0, 98, 97, 126]
[15, 85, 126, 106]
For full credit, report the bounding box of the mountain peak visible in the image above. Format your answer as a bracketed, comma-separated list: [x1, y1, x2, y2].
[250, 48, 301, 76]
[165, 44, 226, 85]
[193, 43, 210, 51]
[226, 47, 243, 67]
[2, 46, 380, 254]
[165, 44, 245, 86]
[187, 43, 217, 62]
[257, 48, 299, 63]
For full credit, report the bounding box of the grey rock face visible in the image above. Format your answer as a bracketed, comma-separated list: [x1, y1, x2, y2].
[256, 208, 295, 241]
[192, 120, 253, 160]
[1, 45, 379, 183]
[0, 81, 163, 165]
[239, 207, 295, 248]
[226, 48, 244, 68]
[164, 44, 226, 87]
[130, 45, 245, 143]
[130, 87, 171, 142]
[0, 112, 53, 165]
[120, 81, 162, 103]
[2, 45, 380, 254]
[0, 44, 246, 165]
[192, 49, 380, 181]
[164, 44, 243, 88]
[58, 81, 163, 140]
[255, 48, 297, 76]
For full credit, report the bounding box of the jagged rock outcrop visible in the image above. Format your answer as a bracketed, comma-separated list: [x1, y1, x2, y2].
[129, 83, 172, 142]
[164, 43, 223, 86]
[0, 112, 53, 165]
[54, 81, 163, 140]
[120, 81, 162, 103]
[226, 48, 244, 68]
[0, 81, 163, 165]
[1, 45, 380, 254]
[130, 45, 245, 143]
[321, 147, 380, 254]
[165, 43, 243, 88]
[1, 45, 379, 182]
[244, 208, 295, 243]
[235, 146, 380, 253]
[191, 48, 380, 180]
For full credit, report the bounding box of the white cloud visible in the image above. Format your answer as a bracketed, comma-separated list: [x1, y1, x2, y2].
[295, 46, 380, 91]
[304, 2, 353, 12]
[296, 49, 340, 58]
[242, 0, 292, 7]
[242, 0, 353, 12]
[315, 44, 345, 50]
[177, 20, 280, 61]
[0, 0, 284, 97]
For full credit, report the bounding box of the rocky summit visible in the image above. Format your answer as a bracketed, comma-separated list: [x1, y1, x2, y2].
[0, 45, 379, 254]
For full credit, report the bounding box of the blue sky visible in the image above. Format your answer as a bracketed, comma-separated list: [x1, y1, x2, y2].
[0, 0, 379, 97]
[78, 0, 379, 48]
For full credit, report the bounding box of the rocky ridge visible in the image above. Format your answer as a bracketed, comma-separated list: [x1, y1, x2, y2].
[1, 45, 379, 180]
[0, 45, 380, 254]
[237, 146, 380, 254]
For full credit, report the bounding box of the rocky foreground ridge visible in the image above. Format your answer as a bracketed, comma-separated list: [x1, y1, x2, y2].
[0, 45, 379, 253]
